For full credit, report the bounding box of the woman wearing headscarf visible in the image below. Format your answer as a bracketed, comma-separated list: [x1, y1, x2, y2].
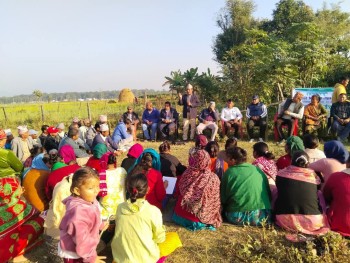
[0, 129, 23, 178]
[0, 177, 44, 263]
[275, 151, 330, 236]
[221, 147, 271, 226]
[173, 149, 222, 230]
[120, 143, 143, 172]
[276, 136, 305, 170]
[22, 153, 51, 211]
[129, 148, 165, 209]
[58, 144, 76, 165]
[309, 140, 348, 188]
[85, 143, 108, 171]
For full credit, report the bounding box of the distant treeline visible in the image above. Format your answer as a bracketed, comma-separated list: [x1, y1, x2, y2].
[0, 89, 169, 104]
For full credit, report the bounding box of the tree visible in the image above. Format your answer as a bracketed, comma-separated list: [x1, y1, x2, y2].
[162, 70, 185, 95]
[213, 0, 256, 62]
[32, 89, 43, 102]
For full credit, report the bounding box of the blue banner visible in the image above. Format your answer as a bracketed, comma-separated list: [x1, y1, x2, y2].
[293, 87, 334, 111]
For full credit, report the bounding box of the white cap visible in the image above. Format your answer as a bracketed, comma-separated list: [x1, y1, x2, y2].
[28, 129, 38, 136]
[99, 115, 107, 122]
[17, 125, 28, 135]
[4, 129, 11, 136]
[100, 123, 109, 132]
[57, 123, 65, 130]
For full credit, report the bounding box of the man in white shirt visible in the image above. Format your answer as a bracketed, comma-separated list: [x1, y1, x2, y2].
[220, 99, 243, 138]
[275, 92, 304, 144]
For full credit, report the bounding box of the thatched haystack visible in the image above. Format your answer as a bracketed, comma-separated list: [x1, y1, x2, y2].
[118, 88, 135, 103]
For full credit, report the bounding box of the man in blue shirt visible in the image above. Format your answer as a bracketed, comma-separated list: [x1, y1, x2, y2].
[142, 102, 160, 141]
[112, 119, 134, 149]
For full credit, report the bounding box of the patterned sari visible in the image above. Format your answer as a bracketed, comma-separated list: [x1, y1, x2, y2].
[0, 177, 44, 262]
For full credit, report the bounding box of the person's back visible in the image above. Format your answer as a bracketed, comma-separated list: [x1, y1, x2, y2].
[324, 169, 350, 237]
[221, 163, 270, 212]
[111, 173, 165, 263]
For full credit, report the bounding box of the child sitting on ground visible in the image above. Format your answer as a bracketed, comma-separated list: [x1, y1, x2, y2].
[59, 167, 106, 263]
[111, 173, 166, 263]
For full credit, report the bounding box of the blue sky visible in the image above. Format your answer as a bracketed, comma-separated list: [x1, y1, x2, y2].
[1, 0, 349, 96]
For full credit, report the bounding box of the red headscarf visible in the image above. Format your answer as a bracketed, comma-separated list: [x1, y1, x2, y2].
[179, 149, 222, 227]
[127, 143, 144, 158]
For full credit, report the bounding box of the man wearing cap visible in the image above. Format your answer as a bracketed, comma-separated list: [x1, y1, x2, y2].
[29, 129, 42, 147]
[275, 92, 305, 144]
[4, 129, 13, 150]
[178, 83, 201, 141]
[92, 123, 119, 153]
[142, 102, 160, 141]
[246, 95, 268, 142]
[221, 99, 243, 138]
[197, 101, 219, 141]
[99, 115, 108, 124]
[56, 123, 66, 143]
[44, 127, 60, 153]
[159, 101, 179, 142]
[79, 118, 91, 142]
[11, 126, 38, 162]
[122, 106, 140, 141]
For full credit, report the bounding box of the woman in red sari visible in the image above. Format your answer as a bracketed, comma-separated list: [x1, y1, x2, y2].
[0, 177, 44, 262]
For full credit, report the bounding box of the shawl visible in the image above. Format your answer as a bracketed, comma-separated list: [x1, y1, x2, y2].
[98, 152, 115, 197]
[0, 177, 37, 236]
[58, 145, 76, 164]
[93, 143, 108, 159]
[22, 153, 50, 179]
[128, 148, 161, 173]
[286, 136, 305, 156]
[51, 161, 67, 171]
[277, 165, 320, 185]
[324, 140, 349, 164]
[253, 156, 278, 181]
[127, 143, 144, 158]
[179, 149, 222, 227]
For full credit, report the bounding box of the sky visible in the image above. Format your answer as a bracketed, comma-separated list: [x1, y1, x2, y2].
[1, 0, 349, 97]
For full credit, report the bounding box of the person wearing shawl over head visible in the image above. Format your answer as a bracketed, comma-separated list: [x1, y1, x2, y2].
[98, 152, 127, 249]
[221, 147, 271, 226]
[128, 148, 165, 209]
[22, 153, 51, 211]
[85, 143, 108, 172]
[172, 149, 222, 230]
[309, 140, 349, 189]
[0, 128, 23, 178]
[0, 177, 44, 263]
[121, 143, 143, 172]
[276, 136, 305, 170]
[275, 151, 330, 236]
[58, 144, 76, 165]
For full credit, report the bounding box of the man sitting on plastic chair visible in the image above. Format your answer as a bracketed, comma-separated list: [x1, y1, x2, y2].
[196, 101, 219, 142]
[275, 92, 304, 145]
[246, 94, 267, 143]
[330, 93, 350, 143]
[220, 98, 243, 139]
[142, 101, 160, 142]
[159, 101, 179, 143]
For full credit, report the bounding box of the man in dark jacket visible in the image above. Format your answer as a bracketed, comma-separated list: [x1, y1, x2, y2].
[196, 101, 219, 141]
[330, 93, 350, 142]
[122, 106, 140, 141]
[159, 101, 179, 142]
[178, 83, 201, 141]
[275, 92, 304, 144]
[246, 95, 268, 142]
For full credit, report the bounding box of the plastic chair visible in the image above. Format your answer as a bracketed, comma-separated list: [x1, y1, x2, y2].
[273, 114, 299, 141]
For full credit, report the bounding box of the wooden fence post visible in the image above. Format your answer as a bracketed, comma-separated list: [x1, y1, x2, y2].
[2, 107, 7, 122]
[40, 105, 44, 122]
[87, 102, 91, 120]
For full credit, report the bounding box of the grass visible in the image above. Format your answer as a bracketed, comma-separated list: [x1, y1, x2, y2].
[22, 140, 350, 263]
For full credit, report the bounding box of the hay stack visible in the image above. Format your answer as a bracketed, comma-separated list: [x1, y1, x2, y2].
[118, 88, 135, 103]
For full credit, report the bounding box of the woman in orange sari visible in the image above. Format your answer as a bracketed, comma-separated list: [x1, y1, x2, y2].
[304, 94, 327, 137]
